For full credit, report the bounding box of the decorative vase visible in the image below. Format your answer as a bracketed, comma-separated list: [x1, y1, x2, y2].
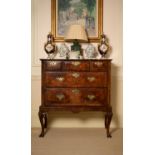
[58, 43, 70, 59]
[85, 44, 97, 59]
[98, 34, 110, 59]
[44, 33, 55, 59]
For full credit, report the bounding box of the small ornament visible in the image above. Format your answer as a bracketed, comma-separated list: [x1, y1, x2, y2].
[85, 44, 97, 59]
[58, 43, 70, 59]
[44, 33, 56, 59]
[98, 34, 110, 59]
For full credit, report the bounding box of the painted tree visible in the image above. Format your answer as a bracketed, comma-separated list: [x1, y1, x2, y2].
[81, 0, 96, 17]
[58, 0, 71, 11]
[73, 2, 86, 17]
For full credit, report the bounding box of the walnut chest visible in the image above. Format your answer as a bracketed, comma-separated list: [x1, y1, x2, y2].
[39, 59, 113, 138]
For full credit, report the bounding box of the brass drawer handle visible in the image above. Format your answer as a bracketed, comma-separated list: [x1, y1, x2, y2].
[87, 77, 96, 82]
[72, 89, 80, 94]
[94, 62, 103, 67]
[71, 61, 81, 66]
[87, 95, 96, 100]
[72, 73, 80, 78]
[56, 94, 65, 101]
[56, 77, 64, 82]
[49, 61, 57, 66]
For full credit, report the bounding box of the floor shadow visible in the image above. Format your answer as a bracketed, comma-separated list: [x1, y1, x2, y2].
[110, 128, 119, 134]
[47, 111, 105, 127]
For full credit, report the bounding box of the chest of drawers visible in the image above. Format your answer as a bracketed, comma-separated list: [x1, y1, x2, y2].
[38, 59, 113, 138]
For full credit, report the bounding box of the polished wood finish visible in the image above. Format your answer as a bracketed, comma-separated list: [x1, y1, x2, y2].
[39, 59, 113, 138]
[44, 88, 108, 106]
[44, 72, 107, 87]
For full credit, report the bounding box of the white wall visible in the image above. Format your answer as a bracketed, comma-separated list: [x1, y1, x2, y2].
[31, 0, 123, 128]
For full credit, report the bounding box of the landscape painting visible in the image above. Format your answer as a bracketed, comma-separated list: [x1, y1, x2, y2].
[51, 0, 103, 42]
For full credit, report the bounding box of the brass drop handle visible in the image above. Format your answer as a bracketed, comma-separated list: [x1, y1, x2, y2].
[72, 89, 80, 94]
[56, 94, 65, 101]
[56, 77, 64, 82]
[49, 61, 57, 66]
[94, 62, 103, 67]
[87, 95, 96, 100]
[87, 77, 96, 82]
[71, 61, 81, 66]
[72, 73, 80, 78]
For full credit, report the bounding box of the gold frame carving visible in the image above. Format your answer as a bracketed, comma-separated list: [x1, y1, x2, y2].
[51, 0, 103, 42]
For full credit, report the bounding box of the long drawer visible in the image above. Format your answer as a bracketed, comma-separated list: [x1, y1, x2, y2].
[44, 88, 108, 106]
[44, 72, 107, 87]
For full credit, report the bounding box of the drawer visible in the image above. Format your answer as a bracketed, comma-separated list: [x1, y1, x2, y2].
[81, 88, 108, 105]
[44, 61, 62, 71]
[90, 61, 108, 71]
[44, 88, 70, 104]
[44, 72, 107, 87]
[63, 61, 89, 71]
[44, 88, 108, 106]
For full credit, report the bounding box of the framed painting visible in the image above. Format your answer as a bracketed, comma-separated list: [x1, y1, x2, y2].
[51, 0, 103, 42]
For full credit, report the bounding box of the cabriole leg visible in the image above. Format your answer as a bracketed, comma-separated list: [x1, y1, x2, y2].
[105, 110, 113, 138]
[38, 111, 47, 137]
[44, 113, 47, 128]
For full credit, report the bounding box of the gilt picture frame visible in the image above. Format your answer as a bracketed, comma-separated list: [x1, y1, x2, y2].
[51, 0, 103, 42]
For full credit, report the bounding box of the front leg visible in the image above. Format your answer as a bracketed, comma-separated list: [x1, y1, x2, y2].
[38, 111, 47, 137]
[44, 113, 48, 128]
[105, 110, 113, 138]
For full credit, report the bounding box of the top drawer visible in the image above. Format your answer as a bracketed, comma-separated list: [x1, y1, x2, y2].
[90, 61, 108, 71]
[63, 61, 89, 71]
[44, 61, 62, 71]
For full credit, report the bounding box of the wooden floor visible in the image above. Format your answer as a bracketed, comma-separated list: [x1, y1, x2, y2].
[32, 128, 123, 155]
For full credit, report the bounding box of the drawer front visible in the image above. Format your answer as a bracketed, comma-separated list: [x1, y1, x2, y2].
[44, 61, 62, 71]
[81, 88, 108, 105]
[42, 60, 110, 71]
[44, 72, 107, 87]
[90, 61, 108, 71]
[63, 61, 89, 71]
[44, 88, 70, 104]
[44, 88, 108, 106]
